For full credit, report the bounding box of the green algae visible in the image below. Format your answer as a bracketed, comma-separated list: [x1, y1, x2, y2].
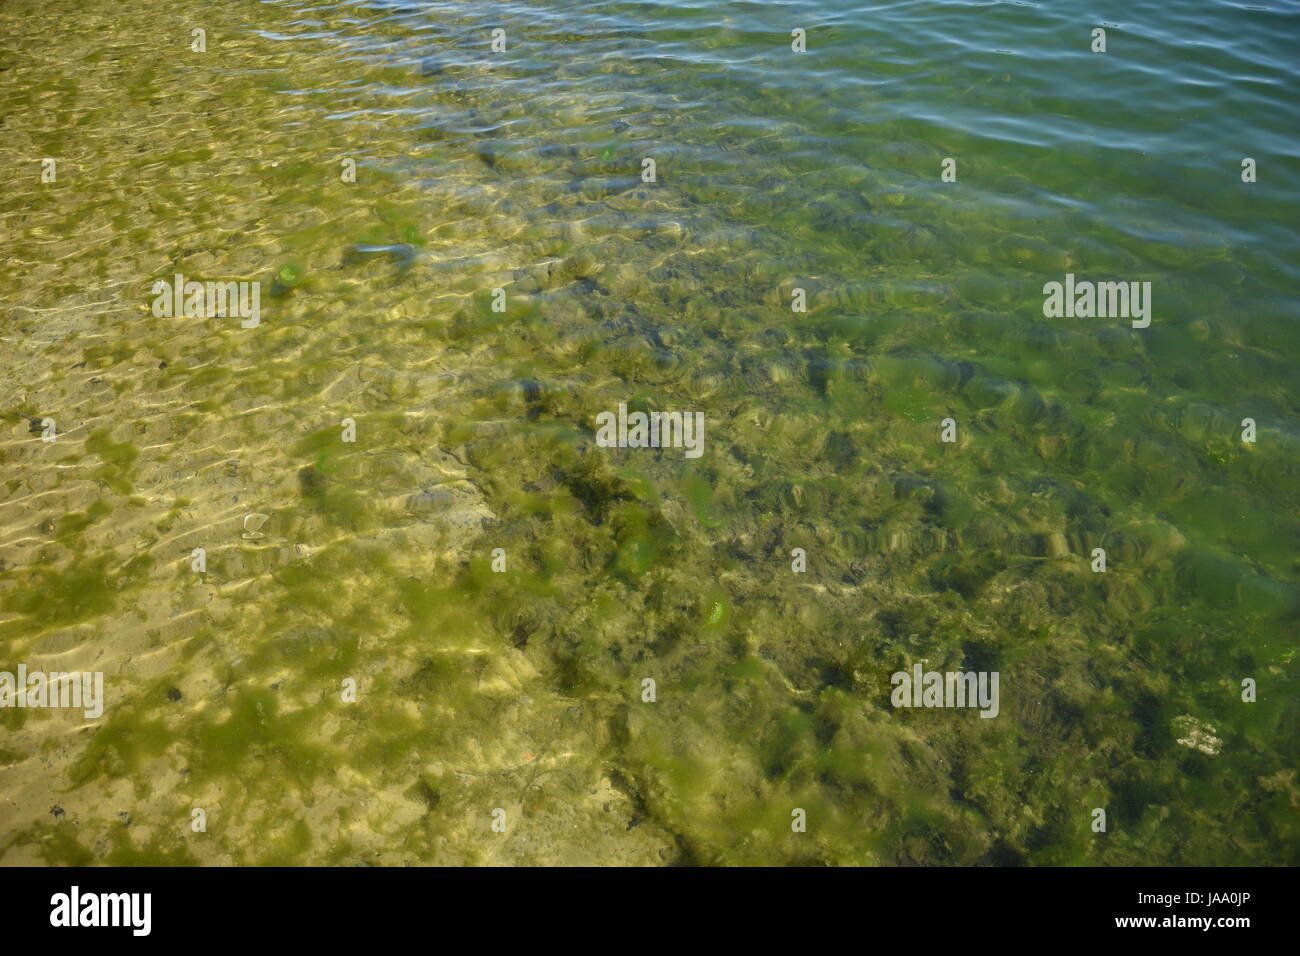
[188, 688, 334, 790]
[0, 0, 1295, 869]
[84, 429, 140, 495]
[68, 710, 174, 793]
[2, 556, 118, 634]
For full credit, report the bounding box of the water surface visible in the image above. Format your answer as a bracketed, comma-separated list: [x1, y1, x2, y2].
[1, 0, 1297, 865]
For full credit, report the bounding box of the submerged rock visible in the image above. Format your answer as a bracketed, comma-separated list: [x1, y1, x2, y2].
[402, 481, 495, 544]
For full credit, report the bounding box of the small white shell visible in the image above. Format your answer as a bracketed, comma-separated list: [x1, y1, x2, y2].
[242, 513, 270, 539]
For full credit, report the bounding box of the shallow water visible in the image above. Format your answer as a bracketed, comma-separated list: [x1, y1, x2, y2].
[0, 0, 1297, 865]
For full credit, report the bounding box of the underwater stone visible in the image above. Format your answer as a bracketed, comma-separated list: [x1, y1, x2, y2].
[560, 251, 601, 281]
[1097, 327, 1137, 358]
[406, 487, 461, 513]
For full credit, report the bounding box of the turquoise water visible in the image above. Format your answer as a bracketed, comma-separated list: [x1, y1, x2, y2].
[0, 0, 1296, 865]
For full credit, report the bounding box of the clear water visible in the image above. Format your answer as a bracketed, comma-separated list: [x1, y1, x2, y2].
[0, 0, 1297, 865]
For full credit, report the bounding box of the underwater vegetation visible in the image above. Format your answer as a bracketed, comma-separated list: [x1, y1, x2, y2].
[0, 0, 1297, 866]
